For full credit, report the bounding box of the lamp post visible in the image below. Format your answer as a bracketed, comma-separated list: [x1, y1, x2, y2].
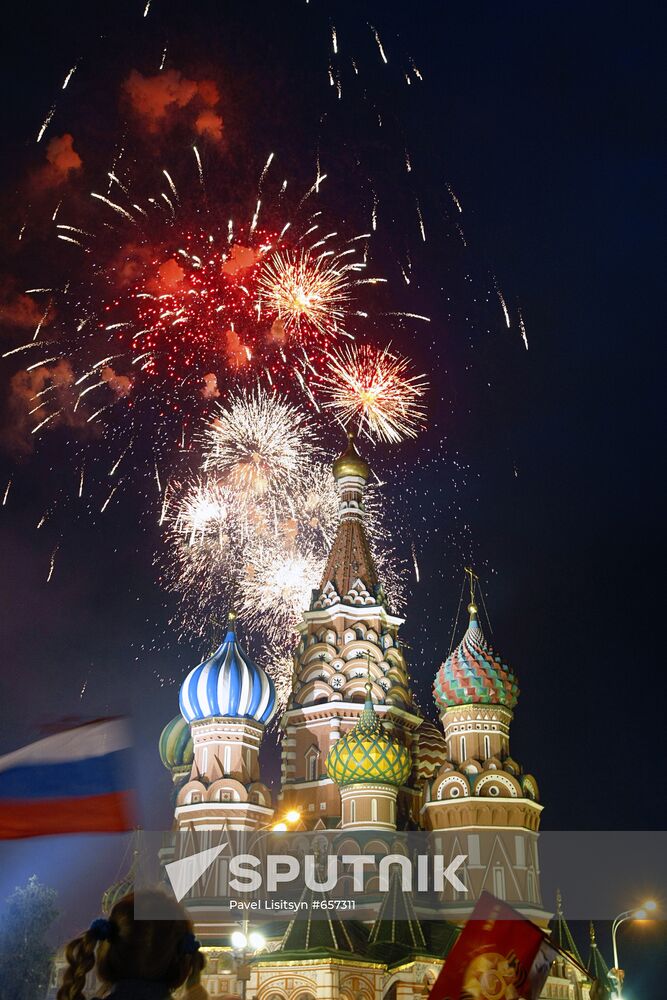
[227, 809, 299, 997]
[270, 808, 301, 832]
[610, 900, 657, 999]
[230, 925, 265, 1000]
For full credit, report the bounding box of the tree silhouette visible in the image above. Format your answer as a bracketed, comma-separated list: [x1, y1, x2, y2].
[0, 875, 58, 1000]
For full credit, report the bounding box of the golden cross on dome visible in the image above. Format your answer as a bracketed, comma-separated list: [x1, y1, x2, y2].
[464, 566, 479, 614]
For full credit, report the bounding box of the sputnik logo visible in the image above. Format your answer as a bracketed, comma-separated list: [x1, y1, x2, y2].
[165, 842, 227, 902]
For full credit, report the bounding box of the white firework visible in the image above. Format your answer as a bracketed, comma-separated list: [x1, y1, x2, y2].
[201, 387, 318, 501]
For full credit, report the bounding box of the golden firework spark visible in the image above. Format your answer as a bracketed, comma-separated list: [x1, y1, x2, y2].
[257, 248, 351, 338]
[317, 343, 428, 443]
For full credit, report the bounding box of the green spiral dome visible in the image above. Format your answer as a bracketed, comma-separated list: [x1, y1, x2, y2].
[158, 714, 193, 777]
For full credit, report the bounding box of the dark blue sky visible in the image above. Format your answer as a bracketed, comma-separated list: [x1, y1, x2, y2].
[0, 0, 665, 990]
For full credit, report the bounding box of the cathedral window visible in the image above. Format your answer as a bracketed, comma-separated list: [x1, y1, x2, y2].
[305, 748, 320, 782]
[493, 866, 506, 899]
[467, 834, 481, 865]
[484, 735, 491, 759]
[515, 835, 526, 866]
[371, 798, 378, 822]
[460, 736, 467, 760]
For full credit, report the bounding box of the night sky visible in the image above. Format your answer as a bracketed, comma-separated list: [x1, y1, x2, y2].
[1, 0, 665, 992]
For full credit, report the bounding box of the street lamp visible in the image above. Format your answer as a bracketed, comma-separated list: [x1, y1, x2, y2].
[271, 808, 301, 832]
[610, 900, 658, 999]
[230, 926, 265, 1000]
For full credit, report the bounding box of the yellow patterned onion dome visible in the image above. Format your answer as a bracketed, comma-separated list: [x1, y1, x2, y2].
[159, 715, 193, 776]
[326, 685, 411, 787]
[332, 431, 371, 481]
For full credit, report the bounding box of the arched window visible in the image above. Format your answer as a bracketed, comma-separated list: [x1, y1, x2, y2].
[484, 735, 491, 759]
[527, 869, 536, 903]
[371, 798, 378, 822]
[349, 799, 356, 823]
[307, 755, 317, 782]
[460, 736, 466, 761]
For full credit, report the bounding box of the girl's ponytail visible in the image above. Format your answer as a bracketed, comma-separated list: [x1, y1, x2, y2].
[56, 929, 97, 1000]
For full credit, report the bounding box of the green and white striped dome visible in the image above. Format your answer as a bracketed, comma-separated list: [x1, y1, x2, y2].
[159, 714, 193, 777]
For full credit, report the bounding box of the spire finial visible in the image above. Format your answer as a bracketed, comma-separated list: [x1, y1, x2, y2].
[465, 566, 478, 617]
[332, 427, 371, 481]
[364, 651, 373, 702]
[556, 887, 563, 916]
[589, 921, 597, 945]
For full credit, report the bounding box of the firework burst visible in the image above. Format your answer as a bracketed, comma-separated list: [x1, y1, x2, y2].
[201, 388, 319, 501]
[257, 248, 353, 340]
[317, 342, 428, 442]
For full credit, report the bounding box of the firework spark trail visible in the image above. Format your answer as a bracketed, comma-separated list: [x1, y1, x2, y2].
[384, 311, 431, 323]
[258, 152, 275, 189]
[416, 200, 426, 241]
[47, 545, 59, 582]
[91, 192, 136, 224]
[62, 64, 78, 89]
[518, 307, 529, 350]
[446, 183, 463, 213]
[2, 479, 12, 506]
[412, 540, 420, 582]
[37, 105, 56, 142]
[317, 343, 428, 443]
[370, 25, 388, 63]
[162, 169, 179, 202]
[494, 277, 511, 328]
[100, 483, 120, 513]
[2, 341, 44, 359]
[32, 411, 59, 435]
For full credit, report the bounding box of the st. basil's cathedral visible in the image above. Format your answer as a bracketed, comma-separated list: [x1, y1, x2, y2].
[62, 433, 610, 1000]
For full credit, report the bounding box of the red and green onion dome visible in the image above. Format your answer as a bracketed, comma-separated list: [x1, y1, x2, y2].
[433, 604, 519, 712]
[326, 684, 411, 787]
[159, 714, 193, 779]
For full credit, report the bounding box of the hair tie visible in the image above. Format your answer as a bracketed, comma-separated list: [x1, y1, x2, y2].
[181, 932, 200, 955]
[89, 917, 113, 941]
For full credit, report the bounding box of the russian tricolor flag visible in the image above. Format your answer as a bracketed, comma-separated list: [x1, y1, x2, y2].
[0, 718, 135, 839]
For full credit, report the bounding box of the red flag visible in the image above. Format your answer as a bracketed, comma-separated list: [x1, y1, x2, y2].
[429, 893, 556, 1000]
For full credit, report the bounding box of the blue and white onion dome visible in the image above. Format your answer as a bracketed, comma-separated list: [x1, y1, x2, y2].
[179, 611, 277, 726]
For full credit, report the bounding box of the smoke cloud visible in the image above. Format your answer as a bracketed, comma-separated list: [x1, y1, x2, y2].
[123, 69, 224, 141]
[201, 373, 220, 399]
[30, 134, 82, 191]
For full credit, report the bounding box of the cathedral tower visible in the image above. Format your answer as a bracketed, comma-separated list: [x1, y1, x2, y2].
[326, 681, 412, 829]
[176, 611, 276, 831]
[424, 571, 548, 925]
[278, 432, 422, 826]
